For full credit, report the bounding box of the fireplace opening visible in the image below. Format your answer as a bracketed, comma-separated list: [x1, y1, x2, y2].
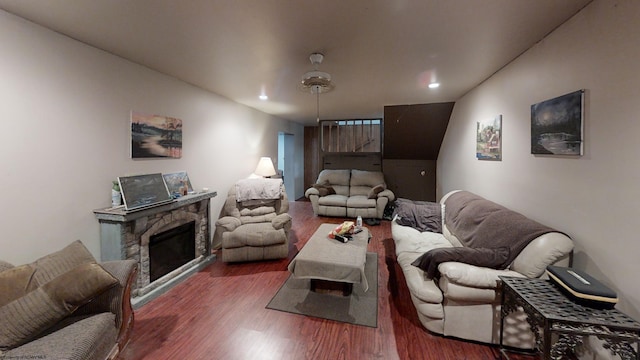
[149, 221, 196, 282]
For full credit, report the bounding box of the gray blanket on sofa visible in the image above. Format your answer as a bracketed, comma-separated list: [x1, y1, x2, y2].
[413, 191, 559, 278]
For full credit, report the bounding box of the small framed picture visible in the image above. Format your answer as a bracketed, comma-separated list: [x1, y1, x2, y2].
[477, 115, 502, 161]
[163, 171, 193, 195]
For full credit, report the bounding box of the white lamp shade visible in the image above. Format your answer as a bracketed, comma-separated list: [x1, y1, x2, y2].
[254, 157, 276, 177]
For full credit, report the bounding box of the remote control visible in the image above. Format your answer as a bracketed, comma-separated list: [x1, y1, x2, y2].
[335, 234, 349, 243]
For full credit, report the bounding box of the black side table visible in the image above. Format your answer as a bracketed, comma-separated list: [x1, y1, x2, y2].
[499, 276, 640, 360]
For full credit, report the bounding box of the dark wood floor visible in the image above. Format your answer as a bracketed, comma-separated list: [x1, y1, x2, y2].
[119, 200, 536, 360]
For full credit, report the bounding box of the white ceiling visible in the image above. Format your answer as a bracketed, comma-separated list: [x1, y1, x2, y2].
[0, 0, 592, 126]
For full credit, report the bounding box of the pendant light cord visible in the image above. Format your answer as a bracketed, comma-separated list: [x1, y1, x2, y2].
[316, 88, 320, 123]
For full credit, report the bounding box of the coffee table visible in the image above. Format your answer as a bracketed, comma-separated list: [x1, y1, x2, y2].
[288, 223, 370, 295]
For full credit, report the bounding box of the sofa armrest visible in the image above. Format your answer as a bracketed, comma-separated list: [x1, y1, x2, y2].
[377, 189, 395, 201]
[305, 187, 320, 198]
[75, 259, 137, 351]
[438, 262, 525, 289]
[511, 232, 574, 278]
[216, 216, 242, 232]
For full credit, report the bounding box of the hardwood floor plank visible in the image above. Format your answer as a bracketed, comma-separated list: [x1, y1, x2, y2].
[119, 200, 536, 360]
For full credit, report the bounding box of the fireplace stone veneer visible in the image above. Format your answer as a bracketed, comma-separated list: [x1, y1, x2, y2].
[94, 191, 217, 304]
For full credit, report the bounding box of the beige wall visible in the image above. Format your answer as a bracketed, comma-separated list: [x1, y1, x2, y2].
[0, 10, 304, 264]
[439, 0, 640, 326]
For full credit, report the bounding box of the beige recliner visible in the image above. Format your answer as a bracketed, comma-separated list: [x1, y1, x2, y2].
[214, 179, 292, 262]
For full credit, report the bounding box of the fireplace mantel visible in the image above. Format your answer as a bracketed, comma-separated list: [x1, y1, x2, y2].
[94, 191, 217, 223]
[94, 190, 217, 307]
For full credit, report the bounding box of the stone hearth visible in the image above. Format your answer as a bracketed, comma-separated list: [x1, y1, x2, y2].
[94, 191, 217, 306]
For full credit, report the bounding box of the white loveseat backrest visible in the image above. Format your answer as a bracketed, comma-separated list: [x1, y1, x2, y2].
[349, 169, 386, 197]
[316, 169, 351, 196]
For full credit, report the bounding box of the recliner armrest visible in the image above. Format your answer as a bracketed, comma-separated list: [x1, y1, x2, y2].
[216, 216, 242, 232]
[438, 262, 524, 289]
[272, 213, 292, 230]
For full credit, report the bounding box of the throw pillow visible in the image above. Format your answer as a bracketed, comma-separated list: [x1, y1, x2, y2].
[0, 262, 118, 350]
[0, 260, 14, 272]
[312, 183, 336, 197]
[30, 240, 97, 286]
[0, 265, 37, 307]
[367, 184, 386, 199]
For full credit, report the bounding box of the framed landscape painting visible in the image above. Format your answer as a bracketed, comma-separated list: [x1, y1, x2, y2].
[477, 115, 502, 161]
[531, 90, 584, 155]
[131, 111, 183, 159]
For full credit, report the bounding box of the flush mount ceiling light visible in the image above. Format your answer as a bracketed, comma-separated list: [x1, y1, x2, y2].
[299, 53, 335, 123]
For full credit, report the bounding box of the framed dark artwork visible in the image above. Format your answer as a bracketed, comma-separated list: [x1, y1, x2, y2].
[477, 115, 502, 161]
[163, 171, 193, 195]
[531, 90, 584, 155]
[117, 173, 173, 211]
[131, 111, 183, 159]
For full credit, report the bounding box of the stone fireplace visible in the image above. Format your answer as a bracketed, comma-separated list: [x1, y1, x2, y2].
[94, 191, 217, 306]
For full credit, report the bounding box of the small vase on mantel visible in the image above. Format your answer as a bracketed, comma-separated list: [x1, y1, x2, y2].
[112, 180, 122, 207]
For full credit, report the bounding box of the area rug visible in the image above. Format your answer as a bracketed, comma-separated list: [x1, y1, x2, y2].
[266, 252, 378, 328]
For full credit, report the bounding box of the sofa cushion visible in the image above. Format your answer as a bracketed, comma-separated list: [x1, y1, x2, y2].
[346, 195, 377, 208]
[30, 240, 97, 286]
[0, 265, 37, 307]
[3, 313, 117, 360]
[438, 262, 524, 288]
[316, 169, 351, 186]
[391, 220, 453, 255]
[350, 169, 385, 187]
[318, 194, 348, 207]
[0, 260, 14, 272]
[0, 263, 118, 350]
[0, 241, 97, 310]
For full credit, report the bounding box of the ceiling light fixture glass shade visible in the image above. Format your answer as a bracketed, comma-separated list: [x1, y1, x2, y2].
[299, 53, 335, 94]
[299, 52, 335, 123]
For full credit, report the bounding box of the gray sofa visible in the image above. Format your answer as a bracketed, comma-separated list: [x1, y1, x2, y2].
[305, 169, 395, 219]
[392, 190, 574, 349]
[0, 240, 137, 360]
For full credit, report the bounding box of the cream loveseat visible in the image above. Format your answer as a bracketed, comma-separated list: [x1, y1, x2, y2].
[392, 190, 573, 349]
[304, 169, 395, 219]
[0, 240, 137, 360]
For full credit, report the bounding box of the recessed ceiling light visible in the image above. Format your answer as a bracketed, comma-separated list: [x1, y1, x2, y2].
[259, 94, 268, 100]
[428, 82, 440, 89]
